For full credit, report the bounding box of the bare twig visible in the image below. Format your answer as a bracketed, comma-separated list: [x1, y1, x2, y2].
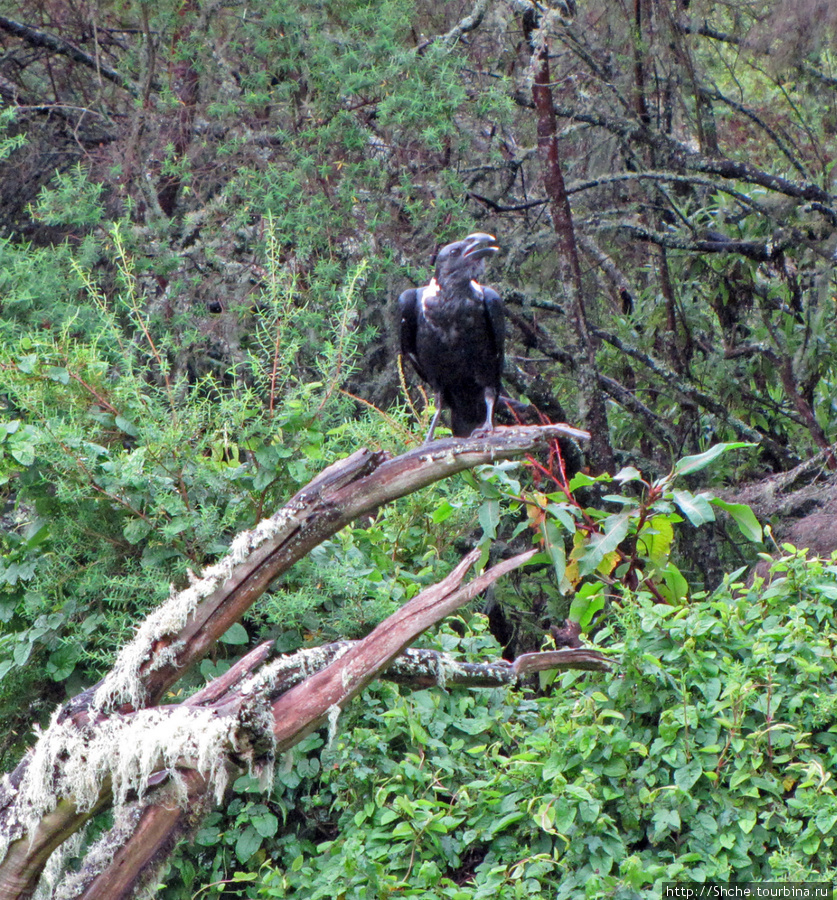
[0, 15, 146, 96]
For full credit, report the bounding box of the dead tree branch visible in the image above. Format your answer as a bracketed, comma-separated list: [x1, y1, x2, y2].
[0, 15, 144, 96]
[0, 424, 605, 900]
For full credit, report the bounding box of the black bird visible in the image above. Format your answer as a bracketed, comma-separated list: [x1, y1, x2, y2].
[399, 232, 505, 442]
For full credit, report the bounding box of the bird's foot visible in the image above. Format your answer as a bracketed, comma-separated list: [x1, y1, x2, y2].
[468, 424, 497, 439]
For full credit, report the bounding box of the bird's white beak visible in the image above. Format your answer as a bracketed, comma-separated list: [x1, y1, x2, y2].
[462, 233, 500, 259]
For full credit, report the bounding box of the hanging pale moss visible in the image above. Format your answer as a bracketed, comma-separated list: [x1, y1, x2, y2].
[93, 506, 303, 713]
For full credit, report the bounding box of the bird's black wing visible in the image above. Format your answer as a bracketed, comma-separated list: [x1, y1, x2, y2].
[398, 288, 429, 383]
[482, 287, 506, 385]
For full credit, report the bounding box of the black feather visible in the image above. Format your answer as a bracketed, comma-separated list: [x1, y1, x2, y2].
[399, 233, 506, 442]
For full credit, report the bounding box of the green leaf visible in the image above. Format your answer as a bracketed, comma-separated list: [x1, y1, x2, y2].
[637, 515, 674, 567]
[658, 562, 689, 604]
[10, 443, 35, 466]
[44, 366, 69, 384]
[710, 499, 763, 542]
[568, 471, 611, 490]
[115, 416, 140, 437]
[542, 520, 566, 586]
[603, 758, 627, 777]
[23, 522, 50, 550]
[738, 808, 757, 834]
[613, 466, 643, 484]
[651, 807, 681, 838]
[673, 442, 754, 476]
[673, 759, 703, 791]
[430, 500, 456, 524]
[671, 490, 715, 527]
[568, 587, 605, 629]
[47, 645, 80, 681]
[13, 641, 32, 666]
[545, 503, 577, 533]
[252, 812, 279, 838]
[194, 826, 221, 847]
[16, 354, 37, 374]
[122, 518, 151, 544]
[577, 511, 631, 577]
[478, 499, 499, 540]
[235, 826, 263, 862]
[220, 622, 249, 645]
[815, 811, 837, 834]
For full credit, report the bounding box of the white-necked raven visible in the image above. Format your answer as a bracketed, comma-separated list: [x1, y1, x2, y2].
[399, 232, 505, 443]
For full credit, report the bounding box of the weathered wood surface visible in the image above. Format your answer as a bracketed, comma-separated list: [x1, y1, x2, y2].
[99, 424, 590, 712]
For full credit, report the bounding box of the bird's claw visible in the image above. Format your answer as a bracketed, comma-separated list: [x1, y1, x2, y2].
[468, 424, 497, 439]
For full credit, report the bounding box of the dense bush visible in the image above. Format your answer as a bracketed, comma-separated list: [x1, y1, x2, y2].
[156, 552, 837, 898]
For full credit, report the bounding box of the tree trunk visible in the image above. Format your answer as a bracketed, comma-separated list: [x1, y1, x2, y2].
[531, 37, 616, 474]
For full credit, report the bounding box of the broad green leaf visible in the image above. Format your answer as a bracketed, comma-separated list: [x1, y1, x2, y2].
[568, 592, 605, 629]
[44, 366, 69, 384]
[47, 646, 80, 681]
[10, 443, 35, 466]
[613, 466, 643, 484]
[568, 582, 605, 628]
[637, 515, 674, 567]
[603, 758, 627, 777]
[816, 811, 837, 834]
[234, 826, 263, 862]
[710, 498, 763, 542]
[568, 471, 611, 490]
[673, 759, 703, 791]
[430, 500, 456, 524]
[220, 622, 249, 645]
[13, 641, 32, 666]
[252, 812, 279, 838]
[545, 503, 577, 533]
[576, 510, 631, 577]
[23, 522, 50, 550]
[651, 808, 680, 837]
[122, 518, 151, 545]
[115, 416, 140, 437]
[194, 826, 220, 847]
[542, 520, 566, 586]
[738, 808, 757, 834]
[658, 562, 689, 604]
[16, 354, 37, 374]
[478, 498, 500, 540]
[673, 442, 754, 476]
[672, 490, 715, 527]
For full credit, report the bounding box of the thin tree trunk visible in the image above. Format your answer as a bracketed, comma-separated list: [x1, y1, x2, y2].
[531, 38, 615, 473]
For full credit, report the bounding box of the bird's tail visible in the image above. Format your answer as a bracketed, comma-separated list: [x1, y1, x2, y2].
[447, 393, 487, 438]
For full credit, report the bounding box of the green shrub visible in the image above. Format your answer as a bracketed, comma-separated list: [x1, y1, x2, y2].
[168, 551, 837, 899]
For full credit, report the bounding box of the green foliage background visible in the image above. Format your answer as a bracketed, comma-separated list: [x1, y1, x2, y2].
[161, 557, 837, 898]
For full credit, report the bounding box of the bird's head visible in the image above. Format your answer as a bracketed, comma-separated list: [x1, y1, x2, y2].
[433, 232, 499, 287]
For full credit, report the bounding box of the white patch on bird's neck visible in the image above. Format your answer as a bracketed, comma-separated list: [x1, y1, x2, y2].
[470, 280, 484, 297]
[420, 278, 440, 313]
